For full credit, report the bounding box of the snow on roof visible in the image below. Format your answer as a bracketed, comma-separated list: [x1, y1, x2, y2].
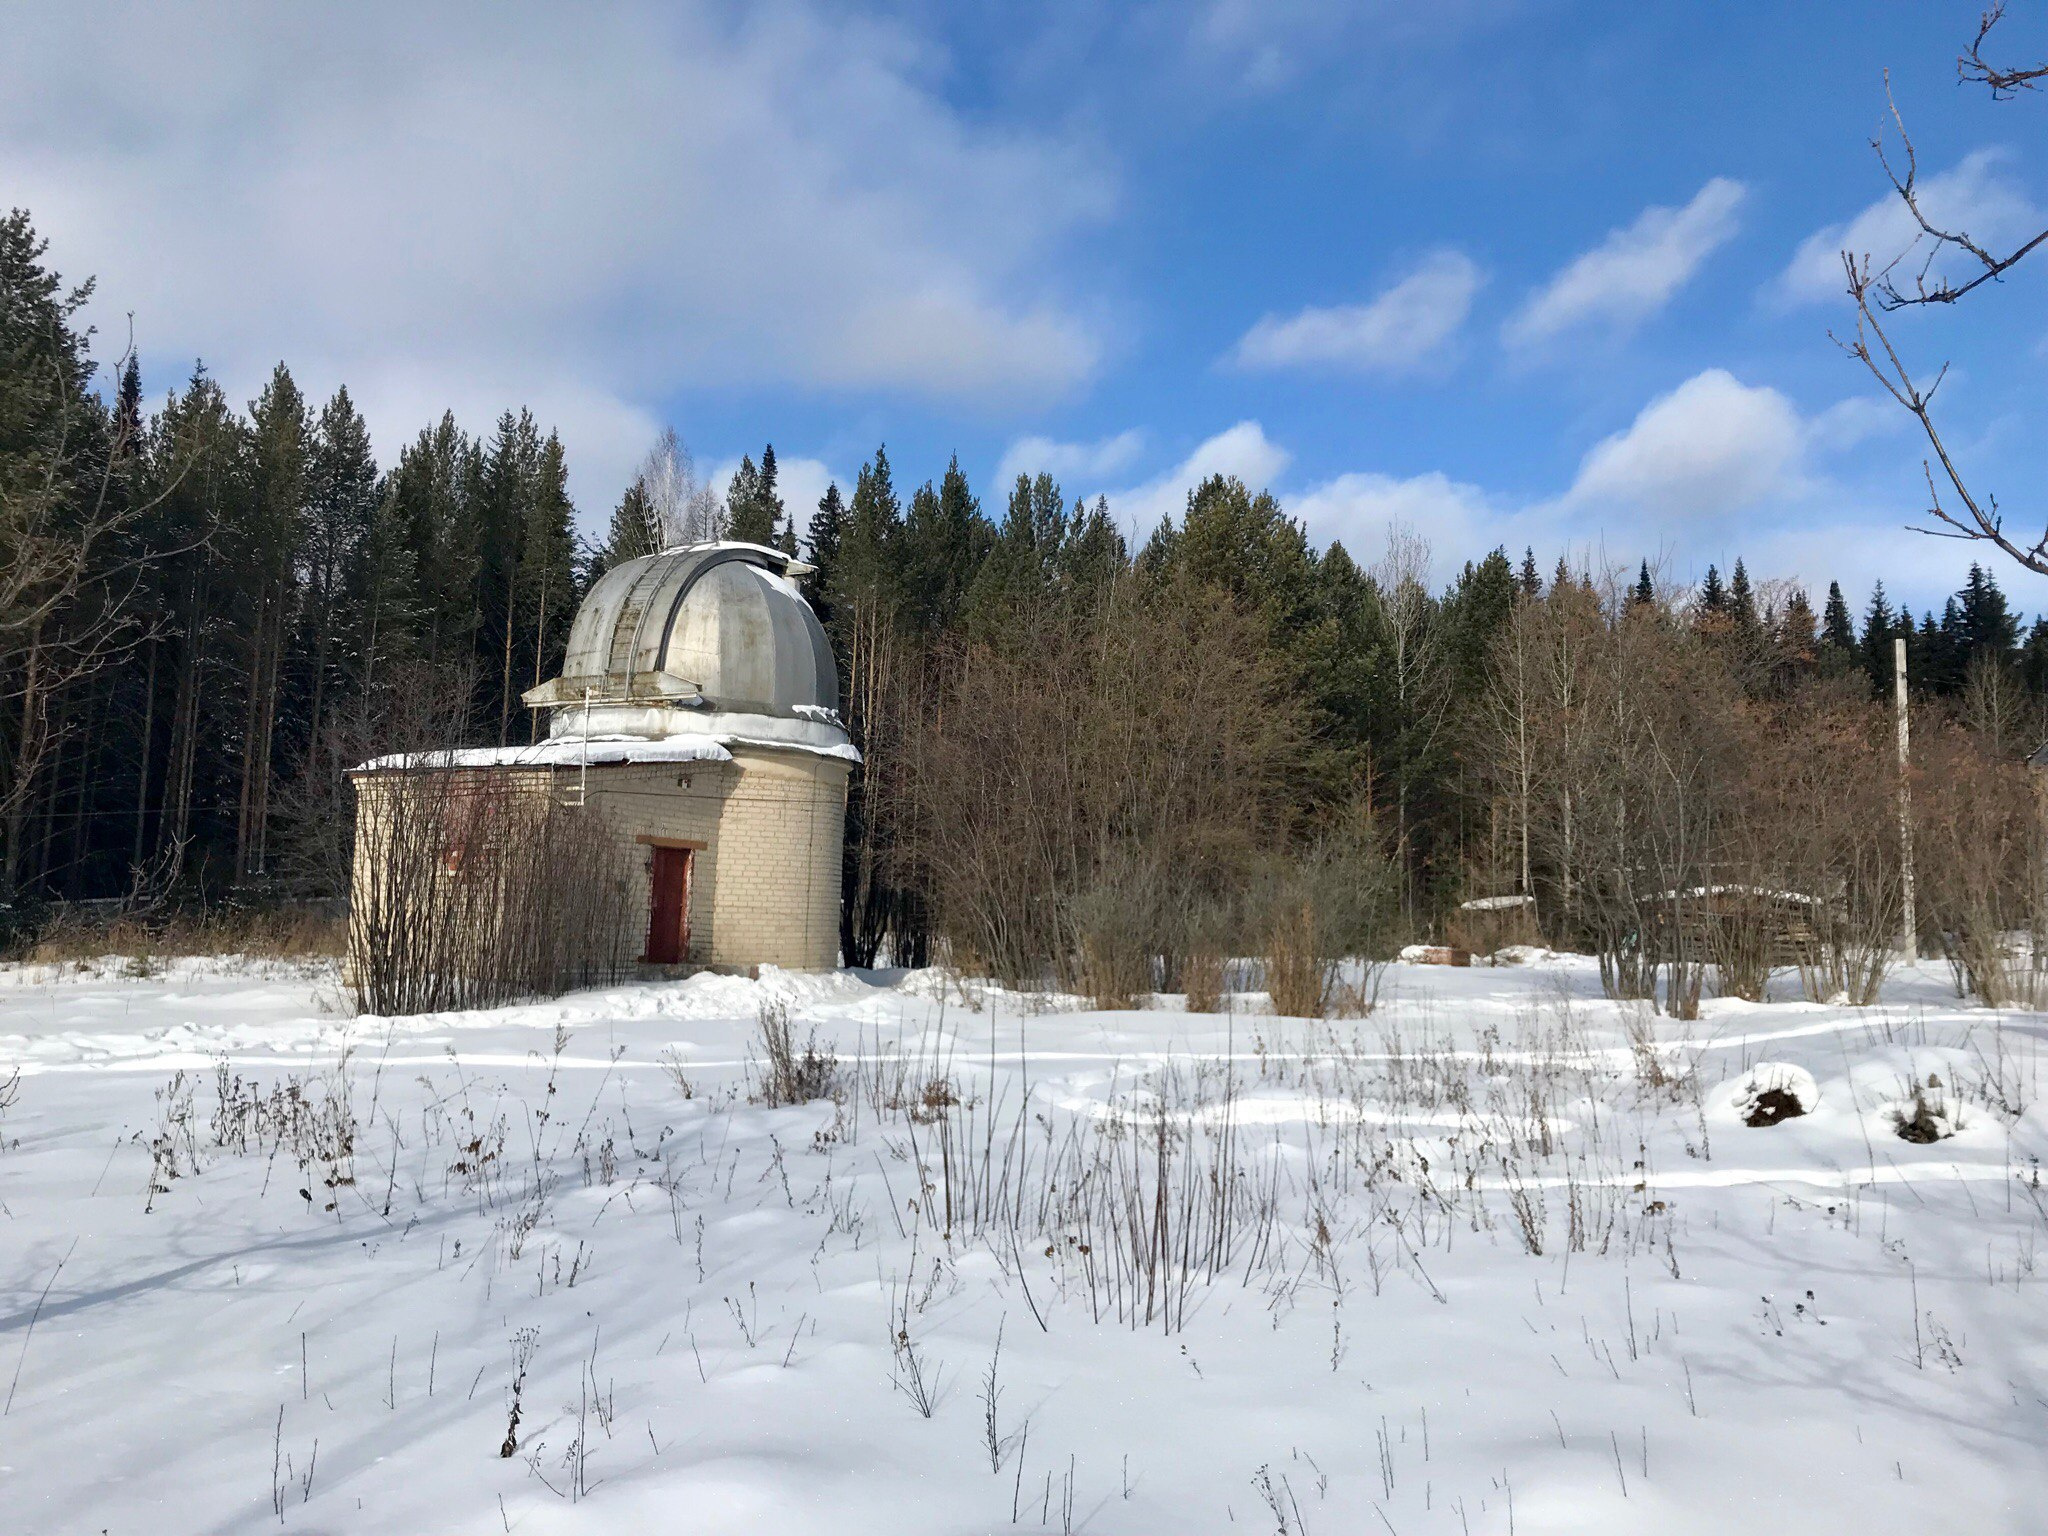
[1459, 894, 1535, 911]
[1646, 885, 1822, 906]
[349, 735, 735, 774]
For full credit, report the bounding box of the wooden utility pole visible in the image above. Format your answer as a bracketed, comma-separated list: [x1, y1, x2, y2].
[1895, 637, 1918, 961]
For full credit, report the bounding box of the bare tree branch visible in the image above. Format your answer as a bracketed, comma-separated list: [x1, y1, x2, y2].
[1960, 2, 2048, 96]
[1868, 72, 2048, 310]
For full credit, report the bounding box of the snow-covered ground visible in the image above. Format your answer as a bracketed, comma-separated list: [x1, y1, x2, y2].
[2, 952, 2044, 1533]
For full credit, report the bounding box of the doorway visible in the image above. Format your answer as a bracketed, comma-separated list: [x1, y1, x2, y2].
[643, 844, 694, 964]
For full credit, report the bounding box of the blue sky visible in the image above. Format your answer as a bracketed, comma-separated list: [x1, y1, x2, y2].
[7, 1, 2043, 611]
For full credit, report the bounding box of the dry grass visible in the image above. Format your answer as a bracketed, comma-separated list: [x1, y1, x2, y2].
[1264, 901, 1332, 1018]
[20, 907, 346, 965]
[1181, 950, 1226, 1013]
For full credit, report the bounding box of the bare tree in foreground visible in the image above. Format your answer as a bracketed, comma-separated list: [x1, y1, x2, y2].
[1836, 2, 2048, 576]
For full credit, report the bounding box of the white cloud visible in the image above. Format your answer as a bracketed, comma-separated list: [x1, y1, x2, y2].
[1562, 369, 1806, 522]
[0, 1, 1110, 515]
[1290, 470, 1501, 560]
[1230, 250, 1481, 375]
[1104, 421, 1292, 533]
[995, 429, 1146, 488]
[1805, 395, 1903, 455]
[1777, 149, 2041, 305]
[1102, 379, 1977, 609]
[1504, 178, 1747, 349]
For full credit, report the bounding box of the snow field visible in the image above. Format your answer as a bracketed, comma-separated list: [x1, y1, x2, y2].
[0, 955, 2044, 1532]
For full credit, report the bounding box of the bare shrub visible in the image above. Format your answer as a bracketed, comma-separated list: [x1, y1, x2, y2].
[1262, 899, 1329, 1018]
[1180, 947, 1226, 1013]
[916, 571, 1304, 992]
[1916, 723, 2046, 1007]
[1704, 888, 1776, 1002]
[1256, 801, 1400, 1019]
[347, 768, 634, 1015]
[751, 1000, 840, 1107]
[1068, 850, 1166, 1009]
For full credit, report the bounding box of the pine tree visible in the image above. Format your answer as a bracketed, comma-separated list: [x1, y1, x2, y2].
[1632, 561, 1654, 606]
[1517, 547, 1540, 597]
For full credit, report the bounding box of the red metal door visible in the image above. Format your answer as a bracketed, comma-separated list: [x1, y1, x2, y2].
[643, 846, 692, 964]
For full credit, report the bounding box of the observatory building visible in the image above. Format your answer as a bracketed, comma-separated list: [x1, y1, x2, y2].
[349, 542, 852, 972]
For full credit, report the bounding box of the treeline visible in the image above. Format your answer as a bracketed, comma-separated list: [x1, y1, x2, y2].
[9, 204, 2048, 992]
[805, 453, 2048, 991]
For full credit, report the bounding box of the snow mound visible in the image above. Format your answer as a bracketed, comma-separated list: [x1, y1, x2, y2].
[1730, 1061, 1820, 1127]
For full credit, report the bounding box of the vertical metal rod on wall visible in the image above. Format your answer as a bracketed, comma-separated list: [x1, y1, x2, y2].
[1895, 637, 1918, 961]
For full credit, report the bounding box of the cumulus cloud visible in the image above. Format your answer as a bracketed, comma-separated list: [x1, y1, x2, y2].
[1561, 369, 1806, 522]
[0, 1, 1110, 509]
[1095, 375, 1974, 606]
[1777, 149, 2041, 305]
[1289, 470, 1502, 561]
[1103, 421, 1291, 533]
[995, 429, 1146, 488]
[1229, 250, 1481, 375]
[1504, 178, 1746, 349]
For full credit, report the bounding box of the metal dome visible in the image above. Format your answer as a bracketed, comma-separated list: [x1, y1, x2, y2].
[523, 543, 843, 745]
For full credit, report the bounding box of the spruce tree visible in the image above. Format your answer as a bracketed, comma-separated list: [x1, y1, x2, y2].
[302, 385, 379, 764]
[1858, 582, 1894, 693]
[966, 472, 1067, 632]
[112, 353, 143, 458]
[803, 483, 847, 620]
[1957, 562, 2018, 658]
[1728, 559, 1758, 636]
[598, 480, 658, 573]
[1517, 547, 1540, 596]
[900, 454, 987, 634]
[832, 446, 903, 624]
[238, 363, 311, 877]
[1776, 587, 1818, 679]
[725, 445, 786, 546]
[1821, 581, 1855, 652]
[1699, 563, 1727, 612]
[1632, 561, 1654, 606]
[388, 412, 481, 670]
[515, 433, 578, 729]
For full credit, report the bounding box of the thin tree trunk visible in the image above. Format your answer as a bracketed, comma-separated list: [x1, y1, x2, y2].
[133, 633, 158, 867]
